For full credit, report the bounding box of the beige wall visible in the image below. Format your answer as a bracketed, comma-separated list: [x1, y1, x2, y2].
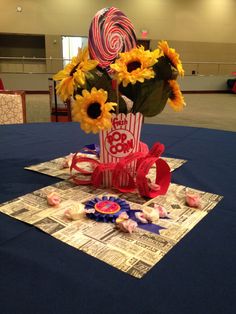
[150, 40, 236, 75]
[0, 0, 236, 43]
[0, 0, 235, 76]
[45, 35, 63, 72]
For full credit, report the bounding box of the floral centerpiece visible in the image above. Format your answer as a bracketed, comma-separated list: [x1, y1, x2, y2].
[53, 7, 185, 197]
[54, 41, 185, 132]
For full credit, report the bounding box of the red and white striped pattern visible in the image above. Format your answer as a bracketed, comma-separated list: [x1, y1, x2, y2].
[99, 112, 143, 187]
[88, 7, 137, 71]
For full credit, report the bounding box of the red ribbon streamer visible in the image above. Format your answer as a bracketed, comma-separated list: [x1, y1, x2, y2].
[91, 162, 115, 188]
[70, 142, 171, 198]
[70, 154, 100, 185]
[112, 151, 146, 193]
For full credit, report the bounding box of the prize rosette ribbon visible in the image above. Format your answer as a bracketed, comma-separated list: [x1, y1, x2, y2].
[85, 196, 130, 222]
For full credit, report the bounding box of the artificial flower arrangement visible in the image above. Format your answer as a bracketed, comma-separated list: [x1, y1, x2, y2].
[53, 40, 185, 134]
[53, 7, 185, 198]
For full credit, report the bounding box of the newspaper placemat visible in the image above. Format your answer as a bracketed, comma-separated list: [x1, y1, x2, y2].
[24, 155, 187, 180]
[0, 181, 222, 279]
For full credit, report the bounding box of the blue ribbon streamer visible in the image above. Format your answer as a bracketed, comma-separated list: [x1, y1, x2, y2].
[128, 210, 166, 235]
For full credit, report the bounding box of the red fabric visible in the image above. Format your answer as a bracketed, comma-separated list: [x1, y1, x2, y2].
[0, 79, 5, 90]
[232, 81, 236, 93]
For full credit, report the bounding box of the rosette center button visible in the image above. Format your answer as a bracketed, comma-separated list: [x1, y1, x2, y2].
[95, 200, 121, 214]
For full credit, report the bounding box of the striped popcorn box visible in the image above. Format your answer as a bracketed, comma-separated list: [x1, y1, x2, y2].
[99, 112, 143, 187]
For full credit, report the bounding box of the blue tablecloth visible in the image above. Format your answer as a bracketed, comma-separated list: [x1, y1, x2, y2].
[0, 122, 235, 314]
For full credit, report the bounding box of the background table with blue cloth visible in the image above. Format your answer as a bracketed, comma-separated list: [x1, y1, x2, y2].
[0, 122, 235, 314]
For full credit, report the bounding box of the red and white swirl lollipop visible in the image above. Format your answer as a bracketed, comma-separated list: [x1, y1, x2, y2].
[88, 7, 137, 71]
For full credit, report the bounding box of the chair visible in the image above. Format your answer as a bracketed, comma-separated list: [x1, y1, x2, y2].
[48, 78, 72, 122]
[0, 90, 26, 124]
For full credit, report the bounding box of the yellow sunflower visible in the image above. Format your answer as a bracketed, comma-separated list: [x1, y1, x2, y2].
[53, 47, 98, 101]
[167, 80, 186, 112]
[158, 41, 184, 76]
[72, 87, 117, 134]
[110, 46, 161, 87]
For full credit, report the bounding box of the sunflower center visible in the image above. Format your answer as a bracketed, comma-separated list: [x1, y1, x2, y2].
[127, 61, 141, 72]
[87, 102, 102, 119]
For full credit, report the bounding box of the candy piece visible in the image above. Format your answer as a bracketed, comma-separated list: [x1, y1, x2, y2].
[116, 218, 138, 233]
[47, 192, 60, 206]
[88, 7, 137, 71]
[64, 203, 85, 220]
[135, 212, 149, 224]
[116, 211, 129, 223]
[142, 207, 159, 223]
[62, 153, 75, 168]
[154, 204, 169, 218]
[186, 191, 201, 208]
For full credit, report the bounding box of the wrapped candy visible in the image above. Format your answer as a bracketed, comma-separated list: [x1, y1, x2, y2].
[47, 192, 61, 206]
[64, 203, 85, 220]
[135, 211, 149, 224]
[116, 212, 129, 222]
[154, 204, 169, 218]
[142, 207, 159, 223]
[186, 191, 201, 208]
[116, 218, 138, 234]
[62, 153, 75, 168]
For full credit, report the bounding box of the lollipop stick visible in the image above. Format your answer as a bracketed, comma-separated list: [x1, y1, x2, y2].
[116, 81, 120, 114]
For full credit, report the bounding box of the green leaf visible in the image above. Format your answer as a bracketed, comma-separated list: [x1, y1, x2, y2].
[130, 79, 171, 117]
[153, 56, 173, 80]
